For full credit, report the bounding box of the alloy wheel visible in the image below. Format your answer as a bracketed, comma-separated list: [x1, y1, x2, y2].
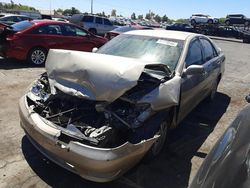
[31, 49, 46, 65]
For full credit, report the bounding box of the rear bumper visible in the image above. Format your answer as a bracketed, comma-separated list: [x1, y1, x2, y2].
[0, 42, 7, 57]
[0, 42, 27, 60]
[19, 95, 158, 182]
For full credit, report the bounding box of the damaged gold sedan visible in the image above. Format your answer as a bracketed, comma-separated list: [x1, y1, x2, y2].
[19, 30, 225, 182]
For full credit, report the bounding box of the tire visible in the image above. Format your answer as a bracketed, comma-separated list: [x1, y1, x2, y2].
[225, 20, 230, 26]
[191, 19, 196, 25]
[28, 47, 47, 66]
[244, 21, 249, 26]
[88, 28, 97, 35]
[208, 19, 213, 24]
[144, 120, 168, 161]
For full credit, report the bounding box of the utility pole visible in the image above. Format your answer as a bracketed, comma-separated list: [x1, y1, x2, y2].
[50, 0, 52, 15]
[91, 0, 93, 14]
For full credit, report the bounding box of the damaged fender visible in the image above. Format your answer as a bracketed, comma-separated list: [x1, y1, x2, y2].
[138, 75, 181, 110]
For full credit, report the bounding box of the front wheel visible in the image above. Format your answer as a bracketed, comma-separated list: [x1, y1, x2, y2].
[244, 21, 249, 26]
[28, 48, 47, 66]
[144, 121, 168, 161]
[191, 19, 196, 25]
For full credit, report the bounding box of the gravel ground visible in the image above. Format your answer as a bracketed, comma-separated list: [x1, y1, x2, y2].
[0, 39, 249, 188]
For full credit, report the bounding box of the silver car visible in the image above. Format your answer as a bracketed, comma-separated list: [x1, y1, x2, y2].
[69, 14, 116, 35]
[19, 30, 225, 182]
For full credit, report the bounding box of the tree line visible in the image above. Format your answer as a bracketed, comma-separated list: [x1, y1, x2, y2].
[0, 1, 36, 11]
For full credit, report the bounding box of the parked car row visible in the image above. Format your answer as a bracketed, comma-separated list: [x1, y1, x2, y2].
[189, 13, 250, 26]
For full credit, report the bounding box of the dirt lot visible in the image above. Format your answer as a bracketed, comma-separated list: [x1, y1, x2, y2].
[0, 39, 249, 188]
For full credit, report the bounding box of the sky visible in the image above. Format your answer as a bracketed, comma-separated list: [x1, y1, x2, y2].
[0, 0, 249, 19]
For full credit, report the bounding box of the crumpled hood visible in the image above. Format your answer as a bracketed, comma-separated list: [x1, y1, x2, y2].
[45, 49, 148, 102]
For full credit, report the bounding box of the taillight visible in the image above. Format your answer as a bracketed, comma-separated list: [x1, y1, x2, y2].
[6, 34, 20, 41]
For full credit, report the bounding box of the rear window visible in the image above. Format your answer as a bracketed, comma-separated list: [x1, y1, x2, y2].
[95, 17, 103, 24]
[104, 19, 112, 26]
[82, 16, 94, 22]
[11, 20, 34, 31]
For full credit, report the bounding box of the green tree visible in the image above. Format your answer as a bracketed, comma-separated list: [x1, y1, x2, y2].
[145, 13, 151, 20]
[162, 14, 168, 22]
[63, 7, 80, 15]
[175, 18, 186, 23]
[154, 14, 161, 23]
[138, 14, 143, 20]
[111, 9, 116, 17]
[131, 12, 136, 20]
[219, 17, 226, 24]
[56, 8, 63, 13]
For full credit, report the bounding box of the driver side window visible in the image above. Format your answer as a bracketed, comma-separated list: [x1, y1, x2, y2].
[185, 39, 203, 67]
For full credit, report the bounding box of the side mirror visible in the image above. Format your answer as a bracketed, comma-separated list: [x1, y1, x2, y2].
[184, 65, 204, 75]
[92, 47, 98, 53]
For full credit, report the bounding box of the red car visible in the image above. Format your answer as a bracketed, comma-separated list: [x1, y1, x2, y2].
[104, 25, 152, 40]
[0, 20, 107, 65]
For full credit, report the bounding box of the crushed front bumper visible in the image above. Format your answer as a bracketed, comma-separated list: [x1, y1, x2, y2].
[19, 95, 158, 182]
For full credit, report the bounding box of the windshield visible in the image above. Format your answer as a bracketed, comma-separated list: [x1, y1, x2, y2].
[11, 20, 34, 31]
[97, 34, 184, 72]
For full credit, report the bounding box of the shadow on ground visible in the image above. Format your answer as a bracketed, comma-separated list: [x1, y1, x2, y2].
[21, 92, 231, 188]
[0, 58, 42, 69]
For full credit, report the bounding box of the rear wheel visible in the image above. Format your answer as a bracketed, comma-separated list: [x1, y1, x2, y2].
[28, 47, 47, 66]
[207, 19, 213, 24]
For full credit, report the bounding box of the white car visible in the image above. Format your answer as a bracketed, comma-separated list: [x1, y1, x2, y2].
[190, 14, 218, 25]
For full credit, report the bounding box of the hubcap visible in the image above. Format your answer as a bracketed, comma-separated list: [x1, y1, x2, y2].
[152, 122, 168, 156]
[31, 50, 46, 65]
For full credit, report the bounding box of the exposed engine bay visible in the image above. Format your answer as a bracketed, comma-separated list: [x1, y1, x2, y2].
[27, 72, 166, 148]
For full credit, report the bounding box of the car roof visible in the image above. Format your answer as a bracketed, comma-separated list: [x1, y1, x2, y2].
[124, 30, 198, 41]
[0, 14, 29, 17]
[31, 19, 70, 25]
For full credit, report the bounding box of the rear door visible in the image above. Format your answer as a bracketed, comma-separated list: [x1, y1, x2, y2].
[95, 17, 103, 35]
[23, 24, 66, 50]
[61, 24, 97, 52]
[103, 18, 115, 33]
[200, 37, 221, 94]
[178, 38, 207, 122]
